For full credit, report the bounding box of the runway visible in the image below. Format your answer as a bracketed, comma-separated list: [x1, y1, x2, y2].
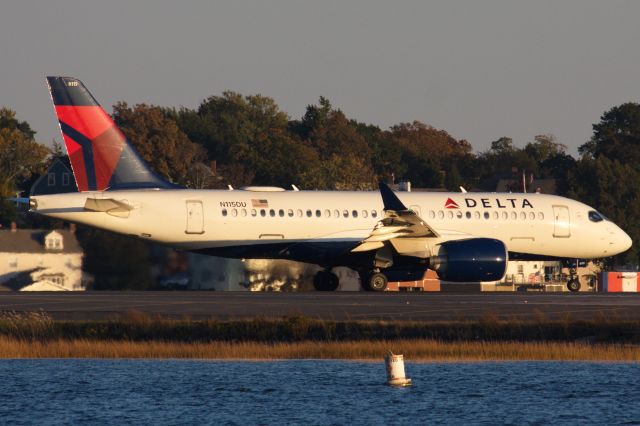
[1, 292, 639, 321]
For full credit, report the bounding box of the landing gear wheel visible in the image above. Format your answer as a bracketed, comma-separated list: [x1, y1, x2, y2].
[368, 272, 388, 292]
[313, 270, 339, 291]
[567, 279, 581, 292]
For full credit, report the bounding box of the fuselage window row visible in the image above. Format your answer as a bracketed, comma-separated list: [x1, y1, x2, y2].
[427, 210, 545, 221]
[221, 208, 382, 218]
[222, 207, 545, 221]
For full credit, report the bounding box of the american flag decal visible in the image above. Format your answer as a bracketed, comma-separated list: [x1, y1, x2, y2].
[252, 199, 269, 208]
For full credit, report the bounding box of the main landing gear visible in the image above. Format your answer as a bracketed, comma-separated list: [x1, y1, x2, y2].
[360, 271, 388, 292]
[313, 270, 339, 291]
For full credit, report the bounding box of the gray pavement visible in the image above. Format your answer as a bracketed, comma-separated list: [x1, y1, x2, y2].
[0, 292, 639, 321]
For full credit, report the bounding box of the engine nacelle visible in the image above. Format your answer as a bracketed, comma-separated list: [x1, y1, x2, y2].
[431, 238, 507, 282]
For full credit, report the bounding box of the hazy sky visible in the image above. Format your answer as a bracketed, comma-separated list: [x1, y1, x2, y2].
[2, 1, 639, 155]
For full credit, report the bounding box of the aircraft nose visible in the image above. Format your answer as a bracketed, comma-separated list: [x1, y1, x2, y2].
[612, 228, 632, 254]
[620, 230, 632, 252]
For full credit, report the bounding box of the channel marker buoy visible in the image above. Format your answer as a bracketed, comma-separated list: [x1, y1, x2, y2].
[385, 351, 412, 386]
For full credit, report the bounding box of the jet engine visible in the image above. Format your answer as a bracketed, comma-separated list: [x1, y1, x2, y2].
[431, 238, 507, 282]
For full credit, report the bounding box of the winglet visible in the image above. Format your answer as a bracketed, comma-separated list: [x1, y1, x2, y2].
[378, 181, 407, 211]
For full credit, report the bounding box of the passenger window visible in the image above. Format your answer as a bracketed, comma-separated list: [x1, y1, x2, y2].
[538, 212, 544, 220]
[251, 209, 257, 217]
[269, 209, 275, 217]
[297, 209, 303, 217]
[279, 209, 284, 217]
[324, 209, 331, 218]
[288, 209, 294, 217]
[520, 212, 526, 220]
[232, 209, 237, 217]
[466, 211, 471, 219]
[352, 210, 358, 218]
[343, 210, 349, 218]
[306, 210, 312, 217]
[222, 209, 228, 217]
[438, 210, 444, 219]
[315, 209, 321, 217]
[334, 209, 340, 218]
[493, 211, 499, 220]
[456, 211, 462, 219]
[372, 210, 378, 218]
[502, 212, 508, 220]
[474, 211, 481, 219]
[484, 212, 490, 220]
[362, 210, 368, 218]
[241, 209, 247, 217]
[260, 209, 266, 217]
[529, 212, 535, 220]
[447, 211, 454, 219]
[511, 212, 517, 220]
[429, 210, 435, 219]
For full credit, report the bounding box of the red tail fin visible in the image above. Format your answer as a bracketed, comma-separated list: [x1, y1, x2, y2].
[47, 76, 176, 191]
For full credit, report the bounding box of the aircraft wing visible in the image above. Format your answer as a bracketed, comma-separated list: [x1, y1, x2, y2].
[351, 182, 439, 254]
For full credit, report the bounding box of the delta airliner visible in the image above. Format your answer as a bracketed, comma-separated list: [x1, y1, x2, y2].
[28, 77, 632, 291]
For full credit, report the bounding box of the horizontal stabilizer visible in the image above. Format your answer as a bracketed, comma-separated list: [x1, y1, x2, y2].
[84, 198, 133, 214]
[8, 197, 30, 205]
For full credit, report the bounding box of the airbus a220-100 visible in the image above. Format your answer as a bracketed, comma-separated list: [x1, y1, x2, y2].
[28, 77, 632, 291]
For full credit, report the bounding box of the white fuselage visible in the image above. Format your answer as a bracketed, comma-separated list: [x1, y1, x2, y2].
[30, 188, 632, 263]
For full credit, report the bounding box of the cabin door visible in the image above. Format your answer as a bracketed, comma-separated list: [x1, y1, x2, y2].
[186, 200, 204, 234]
[552, 205, 570, 238]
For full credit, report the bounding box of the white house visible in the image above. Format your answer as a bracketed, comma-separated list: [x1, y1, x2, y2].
[0, 225, 85, 291]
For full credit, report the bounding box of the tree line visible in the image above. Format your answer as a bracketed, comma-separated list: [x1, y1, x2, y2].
[1, 94, 640, 288]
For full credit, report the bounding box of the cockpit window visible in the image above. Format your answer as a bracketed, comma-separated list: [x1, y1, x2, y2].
[588, 211, 604, 222]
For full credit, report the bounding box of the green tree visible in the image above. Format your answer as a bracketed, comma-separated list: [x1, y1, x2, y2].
[174, 92, 290, 164]
[113, 103, 206, 186]
[388, 121, 472, 188]
[477, 136, 538, 188]
[351, 120, 405, 182]
[490, 136, 515, 154]
[171, 92, 317, 188]
[291, 99, 375, 189]
[525, 134, 567, 163]
[0, 107, 36, 140]
[579, 103, 640, 164]
[0, 108, 49, 196]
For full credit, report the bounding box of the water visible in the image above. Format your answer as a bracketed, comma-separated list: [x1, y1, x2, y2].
[0, 360, 638, 425]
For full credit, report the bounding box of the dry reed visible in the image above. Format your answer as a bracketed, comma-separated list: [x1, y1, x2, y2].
[0, 337, 638, 361]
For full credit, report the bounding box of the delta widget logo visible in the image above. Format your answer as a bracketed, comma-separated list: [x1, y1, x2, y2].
[444, 198, 459, 209]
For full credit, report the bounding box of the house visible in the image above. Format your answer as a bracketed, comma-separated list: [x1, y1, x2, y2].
[0, 224, 85, 291]
[29, 158, 77, 196]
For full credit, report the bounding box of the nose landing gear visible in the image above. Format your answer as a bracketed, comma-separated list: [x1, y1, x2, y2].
[567, 268, 581, 292]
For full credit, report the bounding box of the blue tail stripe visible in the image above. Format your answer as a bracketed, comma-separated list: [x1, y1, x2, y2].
[59, 120, 97, 191]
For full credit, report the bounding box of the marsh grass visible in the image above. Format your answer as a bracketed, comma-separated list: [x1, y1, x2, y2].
[0, 338, 638, 361]
[2, 311, 638, 343]
[0, 310, 639, 360]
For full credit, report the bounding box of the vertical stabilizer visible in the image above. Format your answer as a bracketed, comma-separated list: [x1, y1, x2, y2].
[46, 76, 177, 191]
